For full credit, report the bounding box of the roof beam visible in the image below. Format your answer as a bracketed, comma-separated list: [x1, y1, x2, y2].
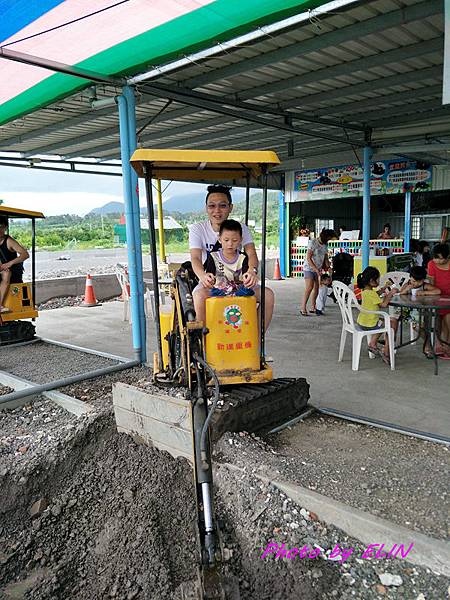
[0, 105, 114, 147]
[237, 37, 443, 101]
[140, 82, 366, 131]
[184, 0, 442, 89]
[312, 84, 443, 117]
[279, 65, 443, 110]
[62, 114, 236, 158]
[371, 106, 450, 129]
[0, 48, 124, 85]
[0, 101, 197, 148]
[23, 109, 230, 157]
[141, 84, 365, 146]
[379, 143, 450, 154]
[365, 99, 445, 124]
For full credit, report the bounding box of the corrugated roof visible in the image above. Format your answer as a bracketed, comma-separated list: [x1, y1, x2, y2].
[0, 0, 447, 175]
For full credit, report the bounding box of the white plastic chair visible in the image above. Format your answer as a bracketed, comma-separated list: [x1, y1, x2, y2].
[380, 272, 416, 344]
[332, 281, 395, 371]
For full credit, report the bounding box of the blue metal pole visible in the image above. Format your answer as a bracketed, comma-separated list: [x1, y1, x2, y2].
[279, 190, 286, 277]
[404, 189, 411, 252]
[362, 146, 373, 270]
[123, 85, 146, 362]
[116, 94, 142, 361]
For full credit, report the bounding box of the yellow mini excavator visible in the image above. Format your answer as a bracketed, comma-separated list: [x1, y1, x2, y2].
[126, 150, 310, 599]
[0, 206, 44, 345]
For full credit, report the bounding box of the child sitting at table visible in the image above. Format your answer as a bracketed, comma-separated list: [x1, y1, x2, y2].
[390, 265, 440, 359]
[357, 267, 396, 365]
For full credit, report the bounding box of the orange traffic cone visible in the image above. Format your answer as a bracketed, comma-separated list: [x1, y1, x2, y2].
[82, 274, 101, 307]
[273, 258, 283, 280]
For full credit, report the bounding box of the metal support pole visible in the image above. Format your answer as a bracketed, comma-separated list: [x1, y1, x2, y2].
[123, 85, 146, 362]
[404, 189, 412, 252]
[144, 165, 164, 370]
[362, 146, 373, 270]
[244, 173, 250, 226]
[279, 175, 286, 277]
[116, 94, 143, 361]
[31, 218, 36, 309]
[156, 179, 166, 263]
[260, 168, 268, 365]
[285, 201, 290, 277]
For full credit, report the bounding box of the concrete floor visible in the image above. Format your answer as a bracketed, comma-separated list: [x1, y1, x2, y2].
[36, 279, 450, 439]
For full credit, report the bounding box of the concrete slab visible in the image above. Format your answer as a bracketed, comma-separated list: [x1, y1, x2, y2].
[35, 280, 450, 438]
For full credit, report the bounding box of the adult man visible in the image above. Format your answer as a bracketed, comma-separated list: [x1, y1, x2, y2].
[189, 184, 274, 328]
[0, 216, 29, 313]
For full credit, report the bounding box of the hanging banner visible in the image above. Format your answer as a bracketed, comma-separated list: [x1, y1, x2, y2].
[291, 159, 432, 202]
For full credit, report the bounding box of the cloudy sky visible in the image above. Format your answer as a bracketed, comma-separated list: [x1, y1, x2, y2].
[0, 164, 206, 216]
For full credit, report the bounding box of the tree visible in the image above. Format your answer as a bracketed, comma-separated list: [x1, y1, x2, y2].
[0, 199, 4, 205]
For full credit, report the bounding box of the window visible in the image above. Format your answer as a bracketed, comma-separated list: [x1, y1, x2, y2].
[315, 219, 334, 237]
[423, 216, 444, 241]
[411, 217, 421, 239]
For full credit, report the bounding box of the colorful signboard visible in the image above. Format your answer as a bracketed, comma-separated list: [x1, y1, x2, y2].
[292, 160, 432, 201]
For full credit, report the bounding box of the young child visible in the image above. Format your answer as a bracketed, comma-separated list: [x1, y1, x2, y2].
[315, 273, 332, 315]
[356, 266, 396, 365]
[391, 265, 440, 358]
[202, 219, 254, 297]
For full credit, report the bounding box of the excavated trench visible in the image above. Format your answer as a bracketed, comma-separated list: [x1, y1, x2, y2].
[0, 408, 348, 600]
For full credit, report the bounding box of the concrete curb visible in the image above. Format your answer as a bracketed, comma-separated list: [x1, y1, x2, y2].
[0, 371, 93, 416]
[218, 462, 450, 577]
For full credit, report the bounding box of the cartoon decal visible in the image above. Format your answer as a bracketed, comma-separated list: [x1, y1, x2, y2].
[224, 304, 242, 329]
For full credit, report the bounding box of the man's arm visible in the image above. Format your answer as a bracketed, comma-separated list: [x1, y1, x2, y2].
[5, 238, 29, 266]
[242, 242, 258, 288]
[190, 248, 215, 288]
[244, 242, 258, 271]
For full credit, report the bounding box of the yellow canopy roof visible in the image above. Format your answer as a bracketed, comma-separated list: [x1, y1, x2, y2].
[130, 149, 280, 180]
[0, 205, 45, 219]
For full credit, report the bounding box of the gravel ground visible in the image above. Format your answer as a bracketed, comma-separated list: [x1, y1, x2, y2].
[214, 457, 449, 600]
[37, 295, 120, 311]
[1, 346, 449, 598]
[0, 397, 78, 477]
[0, 341, 120, 384]
[214, 417, 449, 541]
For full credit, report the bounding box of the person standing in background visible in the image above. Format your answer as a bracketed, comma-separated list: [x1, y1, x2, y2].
[300, 229, 335, 316]
[378, 223, 395, 240]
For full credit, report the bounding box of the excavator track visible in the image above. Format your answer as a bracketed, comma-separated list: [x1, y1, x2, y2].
[0, 321, 36, 346]
[209, 377, 309, 442]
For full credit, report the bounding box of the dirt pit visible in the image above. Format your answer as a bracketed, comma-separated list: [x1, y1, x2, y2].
[0, 412, 199, 600]
[1, 363, 449, 599]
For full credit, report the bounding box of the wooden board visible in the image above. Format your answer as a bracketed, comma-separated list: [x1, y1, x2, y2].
[112, 382, 195, 463]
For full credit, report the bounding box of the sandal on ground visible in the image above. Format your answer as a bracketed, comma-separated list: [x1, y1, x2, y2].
[423, 350, 434, 360]
[300, 310, 309, 316]
[368, 346, 380, 358]
[0, 306, 11, 313]
[381, 353, 391, 366]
